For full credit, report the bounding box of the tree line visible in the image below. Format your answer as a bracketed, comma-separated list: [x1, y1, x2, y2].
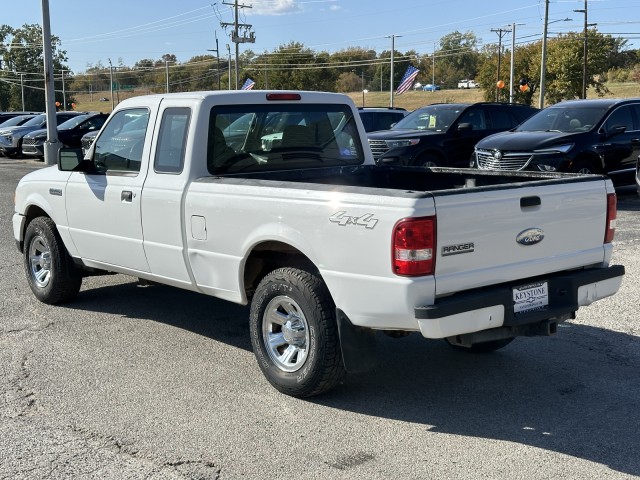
[1, 23, 639, 112]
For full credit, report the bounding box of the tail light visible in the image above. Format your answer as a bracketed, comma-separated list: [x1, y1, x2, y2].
[392, 216, 436, 276]
[604, 192, 617, 243]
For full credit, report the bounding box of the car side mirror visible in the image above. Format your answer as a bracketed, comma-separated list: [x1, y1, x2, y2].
[457, 122, 472, 132]
[58, 148, 86, 171]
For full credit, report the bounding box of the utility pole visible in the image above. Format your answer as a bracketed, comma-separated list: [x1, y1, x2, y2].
[226, 44, 232, 90]
[539, 0, 550, 108]
[432, 42, 436, 92]
[386, 34, 401, 107]
[221, 0, 255, 90]
[207, 31, 222, 90]
[165, 59, 170, 93]
[61, 69, 66, 110]
[108, 58, 115, 112]
[491, 27, 510, 102]
[509, 24, 515, 103]
[21, 74, 25, 110]
[574, 0, 591, 99]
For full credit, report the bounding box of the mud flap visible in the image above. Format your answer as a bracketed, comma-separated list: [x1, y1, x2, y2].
[336, 309, 377, 373]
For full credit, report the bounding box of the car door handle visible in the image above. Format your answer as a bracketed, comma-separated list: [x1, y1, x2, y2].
[121, 190, 133, 202]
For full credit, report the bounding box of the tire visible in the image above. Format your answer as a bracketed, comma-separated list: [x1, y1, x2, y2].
[445, 337, 515, 353]
[415, 154, 440, 168]
[249, 267, 345, 397]
[570, 160, 596, 175]
[23, 217, 82, 305]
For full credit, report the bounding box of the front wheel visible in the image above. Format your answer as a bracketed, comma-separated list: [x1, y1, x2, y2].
[249, 268, 345, 397]
[415, 154, 440, 168]
[570, 160, 597, 174]
[23, 217, 82, 304]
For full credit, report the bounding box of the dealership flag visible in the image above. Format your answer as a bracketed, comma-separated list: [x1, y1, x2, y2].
[395, 65, 419, 95]
[241, 78, 256, 90]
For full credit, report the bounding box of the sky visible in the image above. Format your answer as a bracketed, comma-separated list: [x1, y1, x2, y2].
[4, 0, 640, 74]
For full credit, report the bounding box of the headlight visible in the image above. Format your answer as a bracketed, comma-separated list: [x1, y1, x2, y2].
[385, 138, 420, 149]
[33, 134, 46, 141]
[533, 143, 574, 155]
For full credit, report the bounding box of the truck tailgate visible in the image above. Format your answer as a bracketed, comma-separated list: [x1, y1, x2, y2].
[433, 178, 610, 296]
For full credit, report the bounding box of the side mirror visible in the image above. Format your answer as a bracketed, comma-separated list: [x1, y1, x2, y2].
[58, 148, 84, 171]
[607, 125, 626, 137]
[457, 122, 472, 132]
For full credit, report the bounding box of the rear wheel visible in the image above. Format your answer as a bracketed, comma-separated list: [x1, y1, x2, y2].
[23, 217, 82, 304]
[445, 337, 515, 353]
[249, 267, 345, 397]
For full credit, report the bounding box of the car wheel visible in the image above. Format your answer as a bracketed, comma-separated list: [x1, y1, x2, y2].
[23, 217, 82, 304]
[415, 154, 440, 168]
[445, 337, 515, 353]
[570, 160, 596, 174]
[249, 267, 345, 397]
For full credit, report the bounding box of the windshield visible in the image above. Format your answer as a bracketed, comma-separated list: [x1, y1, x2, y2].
[0, 115, 34, 127]
[23, 114, 47, 127]
[58, 114, 91, 130]
[208, 104, 364, 174]
[391, 105, 464, 132]
[516, 105, 610, 133]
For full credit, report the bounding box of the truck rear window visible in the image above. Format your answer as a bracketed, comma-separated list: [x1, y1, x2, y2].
[207, 104, 364, 174]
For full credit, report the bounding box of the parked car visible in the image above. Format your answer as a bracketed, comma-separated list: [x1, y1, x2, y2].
[636, 155, 640, 195]
[22, 112, 108, 159]
[472, 98, 640, 186]
[0, 114, 39, 128]
[0, 111, 41, 126]
[357, 107, 408, 132]
[422, 84, 441, 91]
[367, 102, 538, 167]
[81, 130, 99, 154]
[0, 111, 87, 158]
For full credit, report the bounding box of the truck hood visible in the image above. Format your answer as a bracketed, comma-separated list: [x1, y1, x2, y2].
[367, 129, 443, 140]
[477, 130, 583, 150]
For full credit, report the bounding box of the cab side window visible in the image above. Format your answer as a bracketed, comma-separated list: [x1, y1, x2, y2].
[94, 108, 149, 173]
[154, 108, 191, 174]
[458, 109, 487, 130]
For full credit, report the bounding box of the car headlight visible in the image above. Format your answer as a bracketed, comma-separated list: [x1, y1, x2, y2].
[533, 143, 574, 155]
[385, 138, 420, 149]
[33, 135, 46, 141]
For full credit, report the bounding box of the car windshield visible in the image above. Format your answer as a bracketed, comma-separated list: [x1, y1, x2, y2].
[391, 105, 464, 132]
[0, 115, 34, 127]
[23, 114, 47, 127]
[516, 105, 610, 133]
[58, 114, 91, 130]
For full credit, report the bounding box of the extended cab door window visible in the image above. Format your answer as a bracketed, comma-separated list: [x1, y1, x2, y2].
[94, 108, 149, 173]
[154, 107, 191, 174]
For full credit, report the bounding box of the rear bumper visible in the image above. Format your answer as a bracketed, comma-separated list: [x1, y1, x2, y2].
[415, 265, 625, 338]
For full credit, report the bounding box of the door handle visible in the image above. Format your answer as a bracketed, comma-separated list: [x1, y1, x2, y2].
[121, 190, 133, 202]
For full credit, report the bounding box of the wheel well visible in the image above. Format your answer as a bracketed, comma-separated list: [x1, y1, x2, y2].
[571, 154, 602, 173]
[17, 206, 50, 252]
[414, 150, 443, 166]
[243, 241, 318, 300]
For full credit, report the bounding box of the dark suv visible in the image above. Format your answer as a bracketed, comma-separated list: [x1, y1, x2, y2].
[367, 102, 538, 167]
[473, 98, 640, 186]
[357, 107, 408, 132]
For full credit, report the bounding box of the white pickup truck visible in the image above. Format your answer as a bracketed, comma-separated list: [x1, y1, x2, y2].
[13, 91, 624, 397]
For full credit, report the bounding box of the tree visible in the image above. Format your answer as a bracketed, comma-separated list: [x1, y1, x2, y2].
[0, 24, 69, 110]
[437, 31, 480, 87]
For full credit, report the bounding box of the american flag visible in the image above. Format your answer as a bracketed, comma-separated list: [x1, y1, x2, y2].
[395, 65, 419, 95]
[241, 78, 256, 90]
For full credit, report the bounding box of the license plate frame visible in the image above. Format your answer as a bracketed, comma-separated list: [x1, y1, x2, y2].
[513, 281, 549, 314]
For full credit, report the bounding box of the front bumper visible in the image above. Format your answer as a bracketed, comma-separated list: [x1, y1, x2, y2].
[21, 141, 45, 157]
[415, 265, 625, 338]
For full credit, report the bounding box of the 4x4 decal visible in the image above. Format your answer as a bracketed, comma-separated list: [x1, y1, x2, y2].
[330, 211, 378, 229]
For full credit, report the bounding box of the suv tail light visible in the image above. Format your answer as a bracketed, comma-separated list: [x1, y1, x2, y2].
[392, 216, 436, 276]
[604, 192, 617, 243]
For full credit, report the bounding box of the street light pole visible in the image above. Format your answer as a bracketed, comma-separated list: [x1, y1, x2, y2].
[361, 71, 365, 107]
[40, 0, 60, 165]
[539, 0, 550, 108]
[386, 34, 401, 107]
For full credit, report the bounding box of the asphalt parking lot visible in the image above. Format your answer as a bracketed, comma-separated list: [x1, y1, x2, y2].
[1, 157, 639, 479]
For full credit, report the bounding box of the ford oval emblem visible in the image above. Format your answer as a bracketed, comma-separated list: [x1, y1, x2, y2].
[516, 228, 544, 246]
